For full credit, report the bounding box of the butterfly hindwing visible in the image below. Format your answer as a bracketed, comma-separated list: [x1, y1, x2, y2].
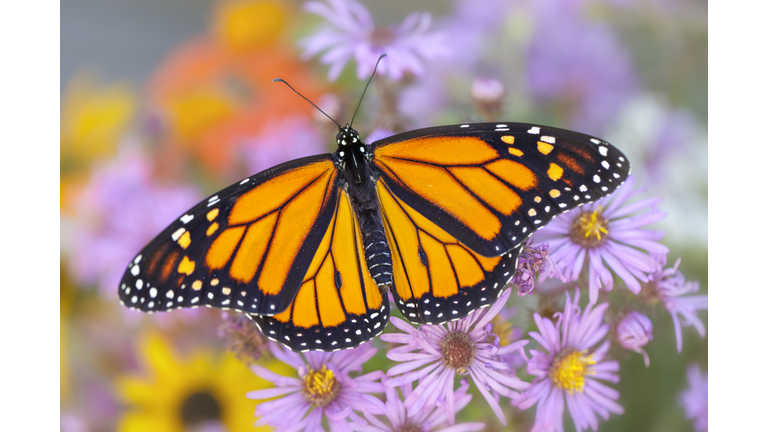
[371, 122, 630, 257]
[250, 188, 389, 352]
[118, 155, 340, 316]
[377, 180, 521, 324]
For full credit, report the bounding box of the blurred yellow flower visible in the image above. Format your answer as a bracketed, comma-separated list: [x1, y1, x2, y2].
[214, 0, 287, 52]
[116, 333, 282, 432]
[61, 73, 136, 171]
[165, 87, 236, 142]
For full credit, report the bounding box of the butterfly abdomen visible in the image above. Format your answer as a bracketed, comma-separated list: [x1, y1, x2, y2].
[341, 154, 393, 287]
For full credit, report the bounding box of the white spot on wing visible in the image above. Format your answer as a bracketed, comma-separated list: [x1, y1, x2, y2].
[180, 214, 194, 224]
[527, 126, 541, 134]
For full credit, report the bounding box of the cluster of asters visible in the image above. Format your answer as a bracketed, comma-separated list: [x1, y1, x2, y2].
[243, 8, 707, 430]
[242, 172, 707, 432]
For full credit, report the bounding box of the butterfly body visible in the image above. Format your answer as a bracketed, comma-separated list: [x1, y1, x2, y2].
[119, 122, 630, 352]
[334, 124, 393, 287]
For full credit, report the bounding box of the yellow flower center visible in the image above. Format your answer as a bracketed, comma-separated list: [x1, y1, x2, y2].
[302, 365, 341, 407]
[569, 207, 610, 248]
[491, 315, 515, 347]
[549, 349, 595, 393]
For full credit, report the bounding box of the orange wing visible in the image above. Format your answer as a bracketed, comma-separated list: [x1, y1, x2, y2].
[250, 188, 389, 351]
[372, 123, 630, 257]
[377, 180, 520, 324]
[118, 155, 340, 317]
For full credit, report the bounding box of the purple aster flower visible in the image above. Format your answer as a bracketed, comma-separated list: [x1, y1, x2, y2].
[68, 144, 200, 296]
[616, 311, 653, 367]
[242, 116, 326, 174]
[300, 0, 450, 82]
[380, 289, 529, 426]
[526, 0, 637, 133]
[678, 363, 708, 432]
[350, 380, 484, 432]
[247, 341, 385, 431]
[516, 290, 624, 432]
[513, 240, 567, 297]
[645, 258, 707, 353]
[535, 175, 670, 303]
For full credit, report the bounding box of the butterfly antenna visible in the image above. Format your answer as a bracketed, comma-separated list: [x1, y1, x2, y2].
[272, 78, 341, 128]
[350, 53, 387, 128]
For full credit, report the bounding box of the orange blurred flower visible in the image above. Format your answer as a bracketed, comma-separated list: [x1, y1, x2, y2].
[147, 0, 331, 178]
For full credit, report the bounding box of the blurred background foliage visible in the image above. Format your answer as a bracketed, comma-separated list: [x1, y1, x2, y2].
[61, 0, 707, 431]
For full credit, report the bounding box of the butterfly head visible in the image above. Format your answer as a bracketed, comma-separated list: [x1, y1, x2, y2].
[335, 124, 370, 184]
[336, 124, 362, 147]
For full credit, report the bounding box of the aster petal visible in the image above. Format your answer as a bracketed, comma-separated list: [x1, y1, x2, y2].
[389, 316, 418, 334]
[532, 386, 565, 432]
[246, 385, 301, 400]
[250, 364, 302, 387]
[404, 365, 450, 412]
[473, 289, 512, 330]
[586, 378, 621, 401]
[386, 356, 439, 377]
[468, 368, 507, 426]
[598, 246, 642, 293]
[386, 361, 441, 387]
[566, 391, 598, 432]
[438, 423, 487, 432]
[532, 314, 560, 353]
[583, 383, 625, 415]
[607, 197, 663, 219]
[378, 333, 412, 344]
[601, 175, 635, 212]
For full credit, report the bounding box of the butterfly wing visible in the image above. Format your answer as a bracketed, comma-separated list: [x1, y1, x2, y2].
[117, 155, 340, 316]
[377, 179, 520, 324]
[249, 188, 389, 351]
[372, 122, 630, 257]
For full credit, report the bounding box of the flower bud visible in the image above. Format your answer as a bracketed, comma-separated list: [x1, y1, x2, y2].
[616, 311, 653, 367]
[471, 77, 505, 120]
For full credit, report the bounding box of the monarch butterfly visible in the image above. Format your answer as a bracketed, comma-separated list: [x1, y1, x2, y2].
[118, 67, 630, 352]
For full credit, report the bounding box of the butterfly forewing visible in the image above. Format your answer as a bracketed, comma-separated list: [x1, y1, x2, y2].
[371, 122, 630, 257]
[250, 188, 390, 352]
[118, 155, 340, 316]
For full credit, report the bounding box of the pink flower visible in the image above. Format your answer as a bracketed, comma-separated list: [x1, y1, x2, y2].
[678, 363, 708, 432]
[247, 342, 385, 431]
[300, 0, 450, 82]
[350, 381, 484, 432]
[535, 175, 669, 303]
[380, 289, 529, 426]
[647, 258, 707, 352]
[516, 290, 624, 432]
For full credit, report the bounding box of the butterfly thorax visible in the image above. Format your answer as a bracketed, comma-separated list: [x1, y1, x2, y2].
[334, 124, 393, 288]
